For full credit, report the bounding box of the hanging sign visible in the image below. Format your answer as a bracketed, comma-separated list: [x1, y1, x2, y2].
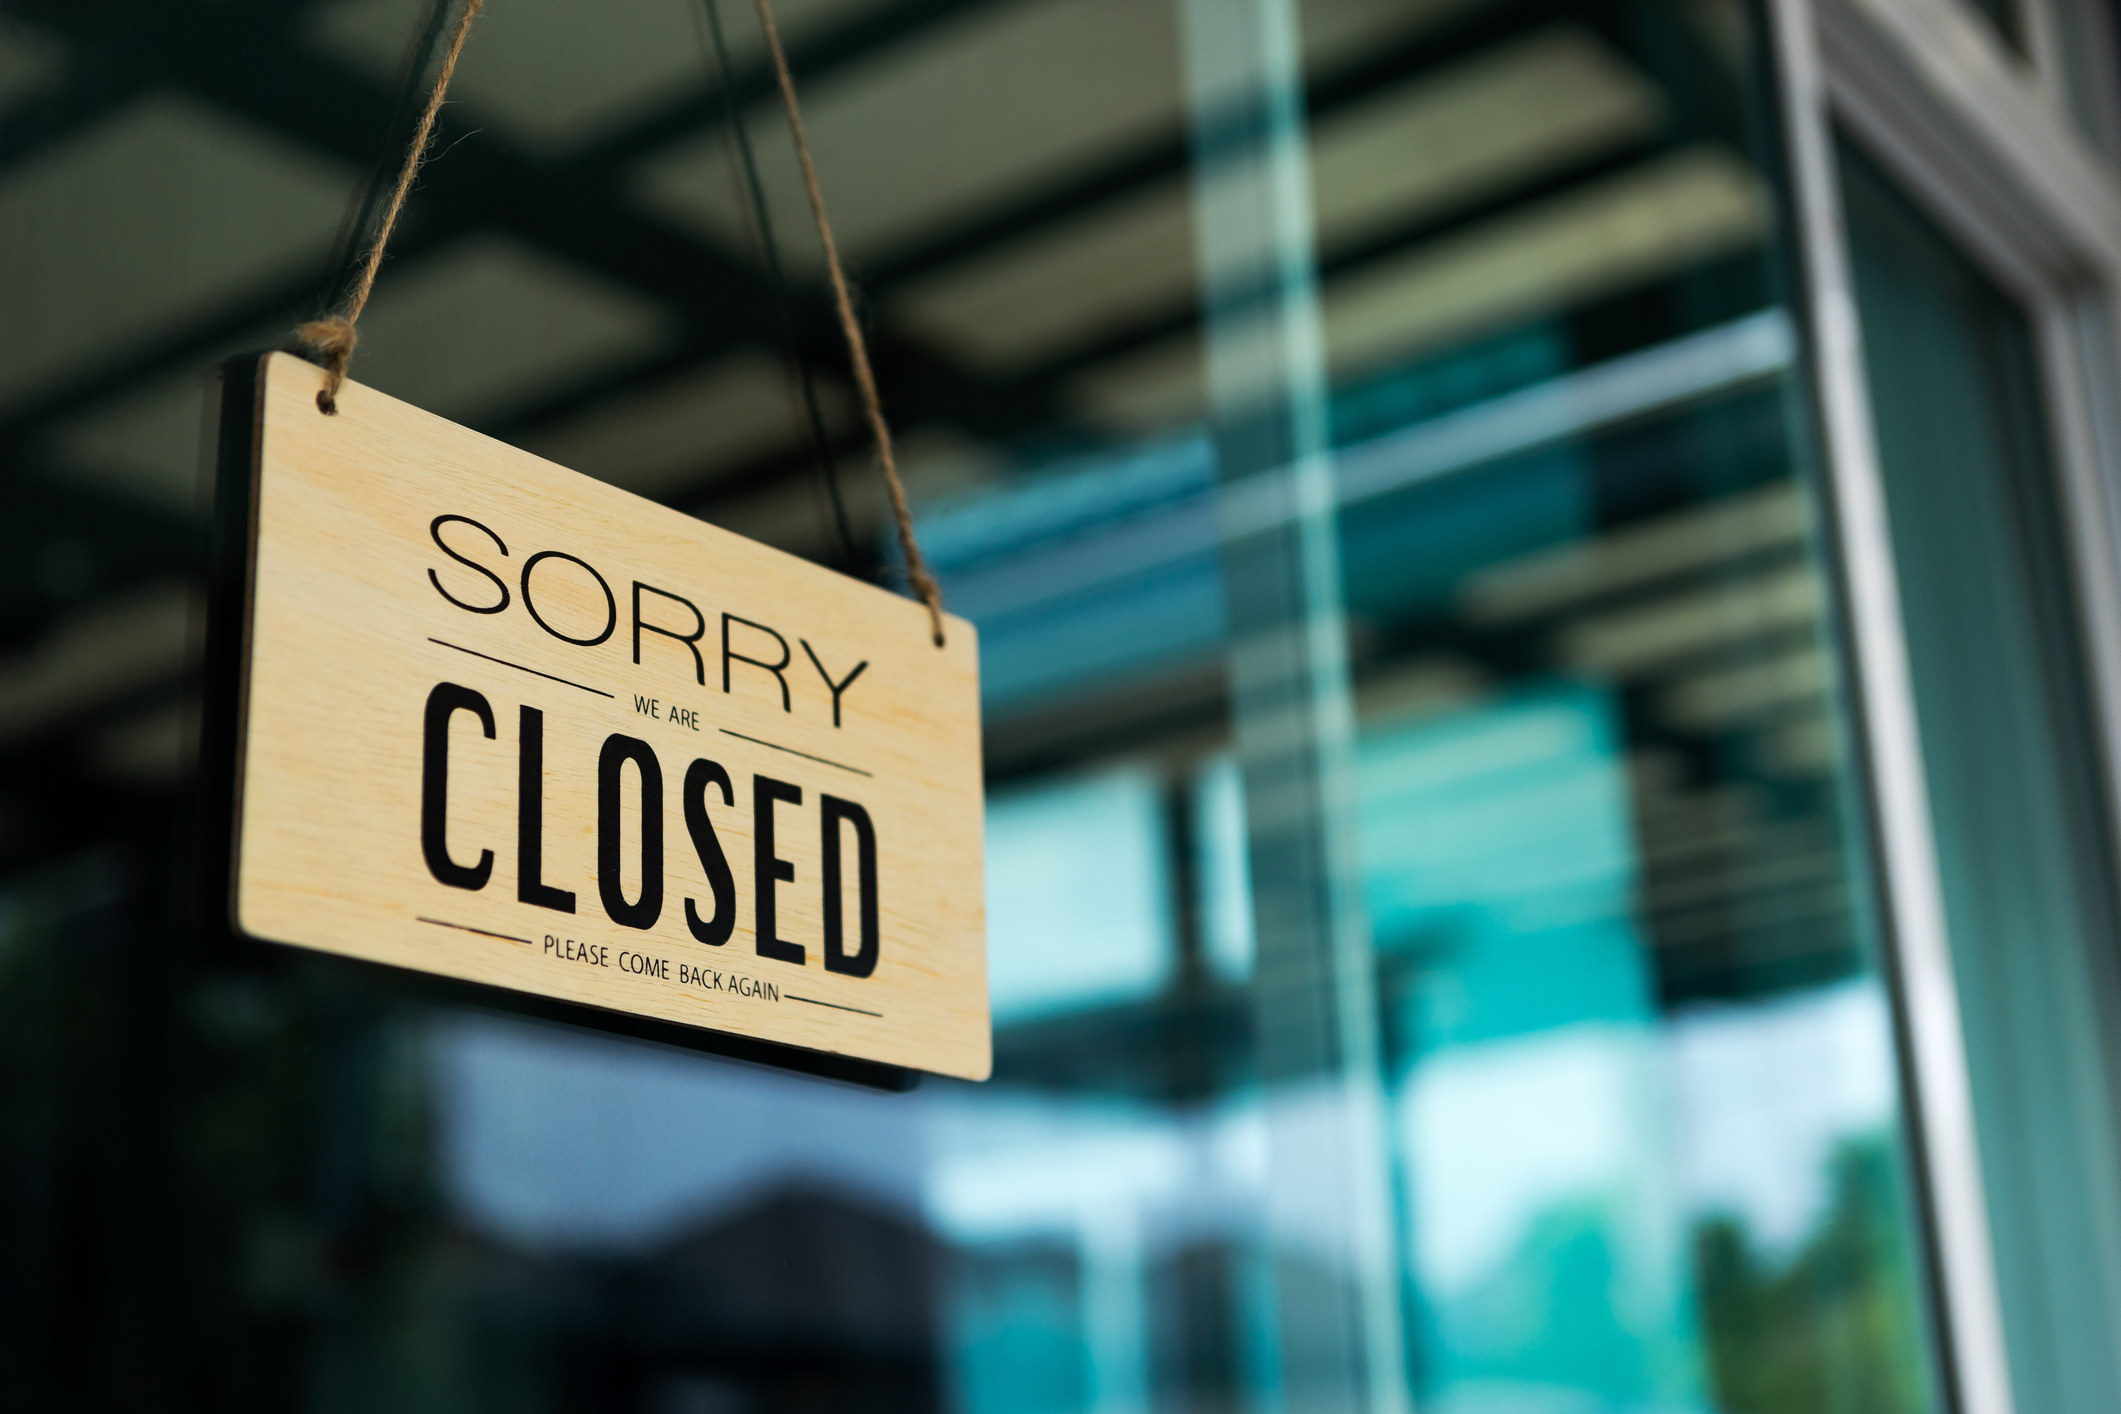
[214, 352, 990, 1080]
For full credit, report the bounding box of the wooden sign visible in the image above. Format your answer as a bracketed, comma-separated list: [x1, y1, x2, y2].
[213, 352, 989, 1080]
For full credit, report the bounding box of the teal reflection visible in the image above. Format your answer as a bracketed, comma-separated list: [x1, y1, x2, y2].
[984, 769, 1178, 1024]
[1358, 687, 1707, 1413]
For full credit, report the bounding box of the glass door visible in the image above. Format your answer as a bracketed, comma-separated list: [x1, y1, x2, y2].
[17, 0, 2104, 1409]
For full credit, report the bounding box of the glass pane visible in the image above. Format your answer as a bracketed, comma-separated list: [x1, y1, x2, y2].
[1261, 7, 1941, 1408]
[0, 2, 1944, 1411]
[1840, 137, 2121, 1414]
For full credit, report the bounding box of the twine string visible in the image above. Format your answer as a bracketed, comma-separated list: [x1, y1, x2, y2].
[752, 0, 946, 647]
[299, 0, 486, 415]
[290, 0, 945, 647]
[700, 0, 861, 572]
[322, 0, 453, 308]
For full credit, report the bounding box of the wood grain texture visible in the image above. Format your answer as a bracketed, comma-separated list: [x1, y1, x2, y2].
[231, 352, 990, 1079]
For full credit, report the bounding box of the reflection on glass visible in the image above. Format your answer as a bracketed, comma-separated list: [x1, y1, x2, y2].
[0, 0, 1946, 1409]
[1359, 689, 1700, 1410]
[1194, 758, 1257, 986]
[984, 771, 1177, 1025]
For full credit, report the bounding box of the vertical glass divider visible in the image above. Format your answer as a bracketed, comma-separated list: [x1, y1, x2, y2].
[1180, 1, 1409, 1410]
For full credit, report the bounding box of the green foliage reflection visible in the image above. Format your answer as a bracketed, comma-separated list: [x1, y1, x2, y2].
[1695, 1138, 1934, 1414]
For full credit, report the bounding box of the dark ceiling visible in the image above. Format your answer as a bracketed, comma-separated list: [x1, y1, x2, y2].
[0, 0, 1754, 790]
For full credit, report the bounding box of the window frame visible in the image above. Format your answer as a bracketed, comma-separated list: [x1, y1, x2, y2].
[1769, 1, 2121, 1411]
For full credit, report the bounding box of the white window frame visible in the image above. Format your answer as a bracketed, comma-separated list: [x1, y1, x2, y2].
[1770, 1, 2121, 1411]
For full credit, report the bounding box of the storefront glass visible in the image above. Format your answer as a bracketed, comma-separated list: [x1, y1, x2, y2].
[2, 1, 1949, 1409]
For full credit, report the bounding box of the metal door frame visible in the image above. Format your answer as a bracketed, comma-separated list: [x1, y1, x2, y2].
[1769, 1, 2121, 1410]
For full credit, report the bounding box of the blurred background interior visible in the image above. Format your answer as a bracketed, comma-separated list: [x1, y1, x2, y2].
[6, 0, 2121, 1411]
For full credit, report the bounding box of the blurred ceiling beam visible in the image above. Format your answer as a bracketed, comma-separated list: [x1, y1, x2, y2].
[0, 57, 147, 171]
[4, 0, 1053, 463]
[503, 0, 1680, 507]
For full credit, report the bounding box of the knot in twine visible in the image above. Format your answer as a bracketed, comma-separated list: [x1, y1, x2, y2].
[291, 0, 948, 646]
[296, 316, 359, 414]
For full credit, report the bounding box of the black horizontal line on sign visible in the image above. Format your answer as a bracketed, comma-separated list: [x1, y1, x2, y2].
[418, 916, 534, 945]
[718, 727, 872, 777]
[784, 993, 883, 1017]
[429, 638, 615, 698]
